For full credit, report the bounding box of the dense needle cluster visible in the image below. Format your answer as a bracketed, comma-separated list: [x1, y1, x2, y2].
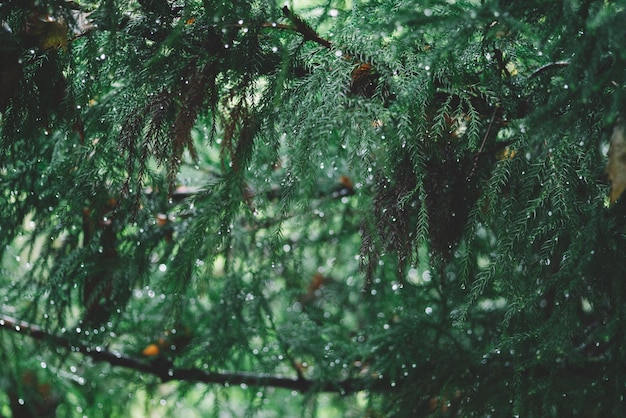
[1, 0, 626, 417]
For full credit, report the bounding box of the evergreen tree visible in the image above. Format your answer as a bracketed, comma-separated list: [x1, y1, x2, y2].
[1, 0, 625, 416]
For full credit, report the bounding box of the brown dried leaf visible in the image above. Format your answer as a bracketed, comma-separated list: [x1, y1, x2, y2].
[607, 121, 626, 204]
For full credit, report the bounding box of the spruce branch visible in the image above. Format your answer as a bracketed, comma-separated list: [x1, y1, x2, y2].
[277, 5, 382, 86]
[0, 314, 377, 393]
[281, 6, 332, 49]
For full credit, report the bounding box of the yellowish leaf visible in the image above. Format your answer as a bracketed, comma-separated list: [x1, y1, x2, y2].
[606, 121, 626, 204]
[505, 61, 518, 76]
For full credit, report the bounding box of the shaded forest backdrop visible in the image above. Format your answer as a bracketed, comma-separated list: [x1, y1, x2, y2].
[1, 0, 626, 416]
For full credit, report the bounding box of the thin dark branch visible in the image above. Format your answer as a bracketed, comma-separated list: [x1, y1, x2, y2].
[529, 61, 570, 79]
[478, 107, 499, 155]
[0, 314, 376, 393]
[146, 180, 354, 205]
[259, 22, 294, 31]
[468, 106, 499, 178]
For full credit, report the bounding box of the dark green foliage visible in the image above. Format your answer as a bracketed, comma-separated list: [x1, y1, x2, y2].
[1, 0, 626, 416]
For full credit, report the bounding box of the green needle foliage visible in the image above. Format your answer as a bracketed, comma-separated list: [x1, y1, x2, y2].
[1, 0, 625, 416]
